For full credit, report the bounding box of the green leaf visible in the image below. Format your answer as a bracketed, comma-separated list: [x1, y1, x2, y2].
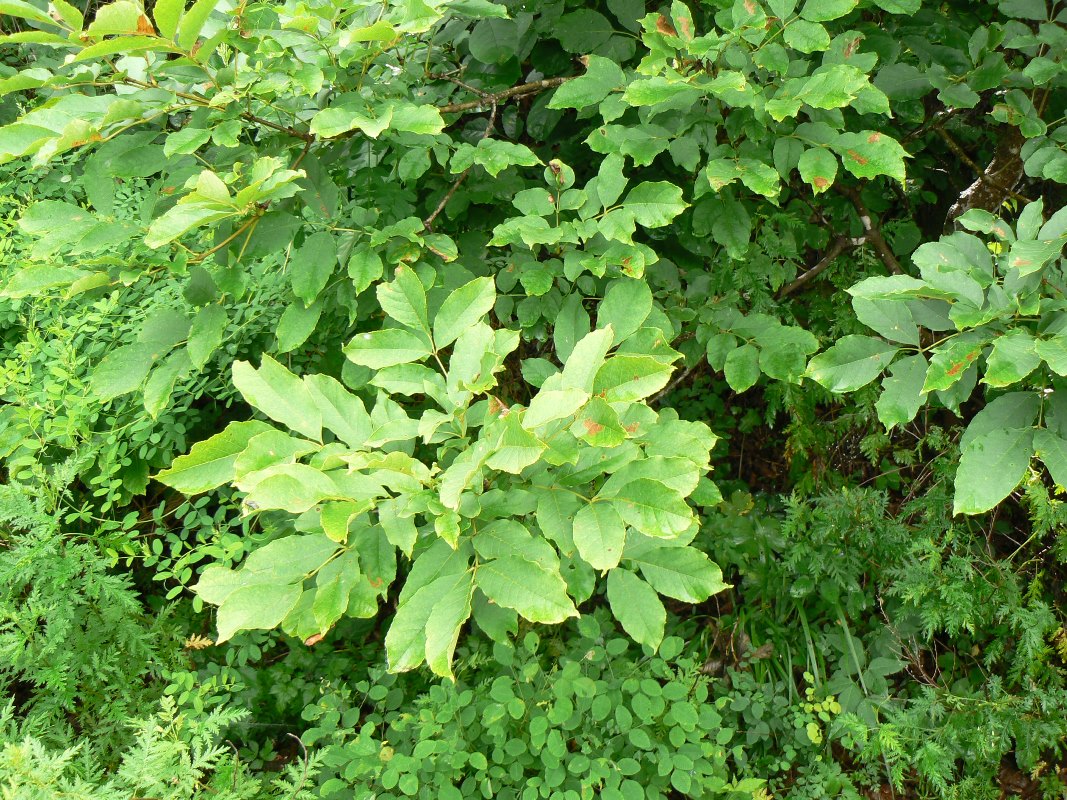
[291, 231, 337, 305]
[145, 203, 235, 248]
[797, 148, 837, 193]
[388, 568, 471, 672]
[738, 159, 780, 198]
[623, 77, 702, 107]
[598, 279, 652, 345]
[562, 328, 614, 393]
[304, 374, 372, 449]
[923, 333, 989, 393]
[621, 181, 688, 227]
[215, 583, 302, 643]
[703, 159, 741, 191]
[155, 421, 273, 494]
[378, 265, 429, 333]
[554, 9, 613, 53]
[234, 430, 316, 479]
[467, 17, 519, 63]
[833, 131, 908, 183]
[523, 388, 589, 427]
[176, 0, 221, 50]
[144, 350, 192, 418]
[800, 0, 858, 22]
[960, 392, 1040, 451]
[554, 293, 590, 362]
[243, 534, 339, 583]
[344, 329, 432, 369]
[153, 0, 183, 39]
[573, 501, 627, 570]
[475, 556, 578, 624]
[276, 299, 322, 354]
[609, 478, 692, 538]
[451, 139, 541, 177]
[593, 355, 674, 402]
[631, 546, 729, 602]
[597, 152, 629, 207]
[852, 297, 919, 345]
[571, 396, 626, 447]
[187, 304, 227, 369]
[1037, 335, 1067, 375]
[875, 354, 928, 429]
[1004, 238, 1064, 276]
[783, 20, 830, 52]
[485, 413, 545, 473]
[548, 56, 625, 110]
[953, 428, 1034, 515]
[870, 0, 919, 11]
[91, 342, 156, 400]
[805, 335, 898, 392]
[310, 104, 392, 139]
[606, 569, 665, 650]
[241, 463, 342, 513]
[232, 355, 322, 440]
[875, 63, 931, 100]
[1035, 429, 1067, 488]
[724, 344, 760, 392]
[983, 331, 1041, 387]
[424, 571, 474, 679]
[434, 276, 496, 347]
[86, 1, 142, 34]
[2, 265, 86, 298]
[348, 244, 384, 294]
[389, 103, 445, 135]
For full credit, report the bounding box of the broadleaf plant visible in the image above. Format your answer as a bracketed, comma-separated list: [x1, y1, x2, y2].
[158, 270, 725, 673]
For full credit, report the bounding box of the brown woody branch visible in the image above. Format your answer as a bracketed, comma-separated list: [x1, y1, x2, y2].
[437, 77, 572, 114]
[777, 235, 862, 299]
[935, 127, 1030, 203]
[423, 102, 499, 231]
[834, 184, 904, 275]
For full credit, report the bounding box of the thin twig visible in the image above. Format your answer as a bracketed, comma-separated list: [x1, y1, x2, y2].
[437, 77, 572, 114]
[652, 358, 706, 405]
[834, 184, 904, 275]
[934, 127, 1031, 203]
[777, 235, 860, 299]
[423, 103, 498, 230]
[429, 70, 489, 99]
[190, 216, 258, 263]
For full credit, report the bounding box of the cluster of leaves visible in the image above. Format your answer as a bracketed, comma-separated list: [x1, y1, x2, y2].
[301, 608, 851, 800]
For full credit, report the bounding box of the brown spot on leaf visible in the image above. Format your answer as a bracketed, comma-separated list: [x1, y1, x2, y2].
[847, 149, 869, 166]
[584, 420, 605, 435]
[678, 15, 693, 39]
[625, 423, 639, 433]
[867, 133, 881, 144]
[744, 0, 757, 13]
[813, 176, 829, 189]
[656, 15, 677, 36]
[844, 37, 862, 58]
[304, 633, 325, 647]
[137, 14, 155, 34]
[1013, 257, 1031, 267]
[947, 362, 963, 376]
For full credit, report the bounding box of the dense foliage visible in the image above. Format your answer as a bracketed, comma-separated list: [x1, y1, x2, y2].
[0, 0, 1066, 796]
